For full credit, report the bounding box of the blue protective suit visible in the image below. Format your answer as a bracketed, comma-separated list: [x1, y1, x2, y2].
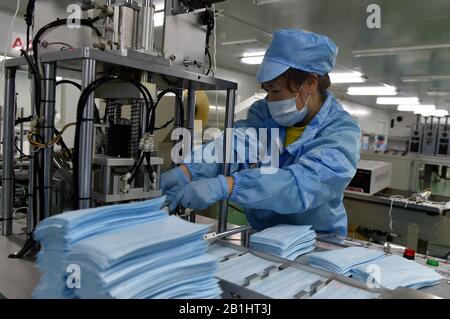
[184, 92, 360, 236]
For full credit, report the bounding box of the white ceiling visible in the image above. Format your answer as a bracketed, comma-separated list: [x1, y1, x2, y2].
[3, 0, 450, 112]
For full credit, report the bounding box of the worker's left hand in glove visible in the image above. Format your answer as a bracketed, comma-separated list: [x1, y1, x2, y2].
[175, 175, 229, 211]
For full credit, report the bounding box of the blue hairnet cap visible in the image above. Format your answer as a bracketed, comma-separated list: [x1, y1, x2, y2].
[256, 29, 338, 83]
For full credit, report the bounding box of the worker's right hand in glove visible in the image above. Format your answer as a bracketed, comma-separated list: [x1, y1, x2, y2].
[160, 166, 190, 210]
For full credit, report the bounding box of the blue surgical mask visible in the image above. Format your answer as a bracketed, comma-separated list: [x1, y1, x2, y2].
[267, 83, 310, 127]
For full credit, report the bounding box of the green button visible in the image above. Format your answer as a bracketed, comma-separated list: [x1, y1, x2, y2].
[426, 259, 439, 267]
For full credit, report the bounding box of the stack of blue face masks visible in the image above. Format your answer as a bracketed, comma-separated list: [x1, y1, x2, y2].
[33, 197, 168, 299]
[64, 216, 221, 299]
[351, 255, 444, 290]
[307, 247, 385, 276]
[33, 197, 222, 299]
[249, 225, 316, 260]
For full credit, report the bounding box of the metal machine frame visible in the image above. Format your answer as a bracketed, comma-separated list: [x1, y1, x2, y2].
[2, 47, 237, 238]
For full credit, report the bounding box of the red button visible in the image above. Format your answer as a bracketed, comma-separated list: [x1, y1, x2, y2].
[403, 248, 415, 260]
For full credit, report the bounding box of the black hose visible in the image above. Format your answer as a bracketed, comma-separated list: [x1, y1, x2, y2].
[24, 0, 36, 53]
[54, 127, 73, 163]
[56, 79, 100, 123]
[20, 49, 41, 116]
[72, 75, 155, 209]
[19, 48, 42, 229]
[32, 17, 102, 66]
[20, 12, 101, 227]
[154, 89, 185, 129]
[128, 152, 145, 184]
[154, 118, 175, 131]
[16, 51, 45, 221]
[14, 143, 30, 159]
[15, 116, 33, 126]
[205, 49, 212, 76]
[203, 9, 215, 76]
[72, 79, 185, 209]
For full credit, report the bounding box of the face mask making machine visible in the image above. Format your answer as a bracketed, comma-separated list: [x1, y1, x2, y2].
[0, 0, 233, 258]
[2, 1, 449, 300]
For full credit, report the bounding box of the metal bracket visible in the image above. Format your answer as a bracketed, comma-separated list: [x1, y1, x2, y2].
[293, 290, 309, 299]
[309, 278, 333, 297]
[220, 253, 240, 262]
[262, 265, 280, 278]
[242, 273, 262, 287]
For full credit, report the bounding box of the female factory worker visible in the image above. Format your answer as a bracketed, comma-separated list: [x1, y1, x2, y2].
[161, 29, 361, 237]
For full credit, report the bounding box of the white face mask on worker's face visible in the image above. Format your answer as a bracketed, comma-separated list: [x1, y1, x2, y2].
[267, 83, 311, 127]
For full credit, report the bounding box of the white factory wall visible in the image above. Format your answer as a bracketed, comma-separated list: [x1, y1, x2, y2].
[214, 67, 259, 105]
[0, 70, 33, 118]
[0, 9, 31, 117]
[0, 9, 26, 56]
[337, 98, 390, 136]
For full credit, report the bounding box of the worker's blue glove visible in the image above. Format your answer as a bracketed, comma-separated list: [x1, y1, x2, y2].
[176, 175, 229, 211]
[160, 166, 190, 210]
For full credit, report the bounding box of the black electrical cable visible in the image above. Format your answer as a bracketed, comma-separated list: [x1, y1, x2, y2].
[19, 50, 52, 224]
[54, 127, 73, 163]
[72, 79, 184, 209]
[15, 115, 33, 126]
[54, 79, 105, 164]
[72, 75, 155, 209]
[205, 49, 213, 76]
[128, 152, 145, 184]
[153, 89, 185, 130]
[24, 0, 36, 53]
[13, 5, 101, 248]
[19, 49, 44, 221]
[75, 76, 154, 133]
[20, 41, 45, 225]
[57, 79, 82, 89]
[89, 15, 103, 24]
[29, 16, 102, 218]
[14, 113, 73, 163]
[20, 49, 41, 115]
[20, 50, 47, 220]
[56, 79, 100, 124]
[154, 118, 175, 131]
[23, 15, 102, 144]
[152, 89, 185, 162]
[32, 17, 102, 67]
[140, 89, 185, 187]
[203, 8, 215, 76]
[14, 143, 30, 159]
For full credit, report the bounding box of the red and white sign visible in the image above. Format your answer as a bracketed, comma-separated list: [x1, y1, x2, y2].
[11, 32, 31, 52]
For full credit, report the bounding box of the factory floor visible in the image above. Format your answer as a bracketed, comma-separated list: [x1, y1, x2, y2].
[0, 215, 241, 299]
[0, 221, 40, 299]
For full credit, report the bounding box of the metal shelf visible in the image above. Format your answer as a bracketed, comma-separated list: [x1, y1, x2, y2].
[5, 48, 238, 91]
[2, 47, 238, 235]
